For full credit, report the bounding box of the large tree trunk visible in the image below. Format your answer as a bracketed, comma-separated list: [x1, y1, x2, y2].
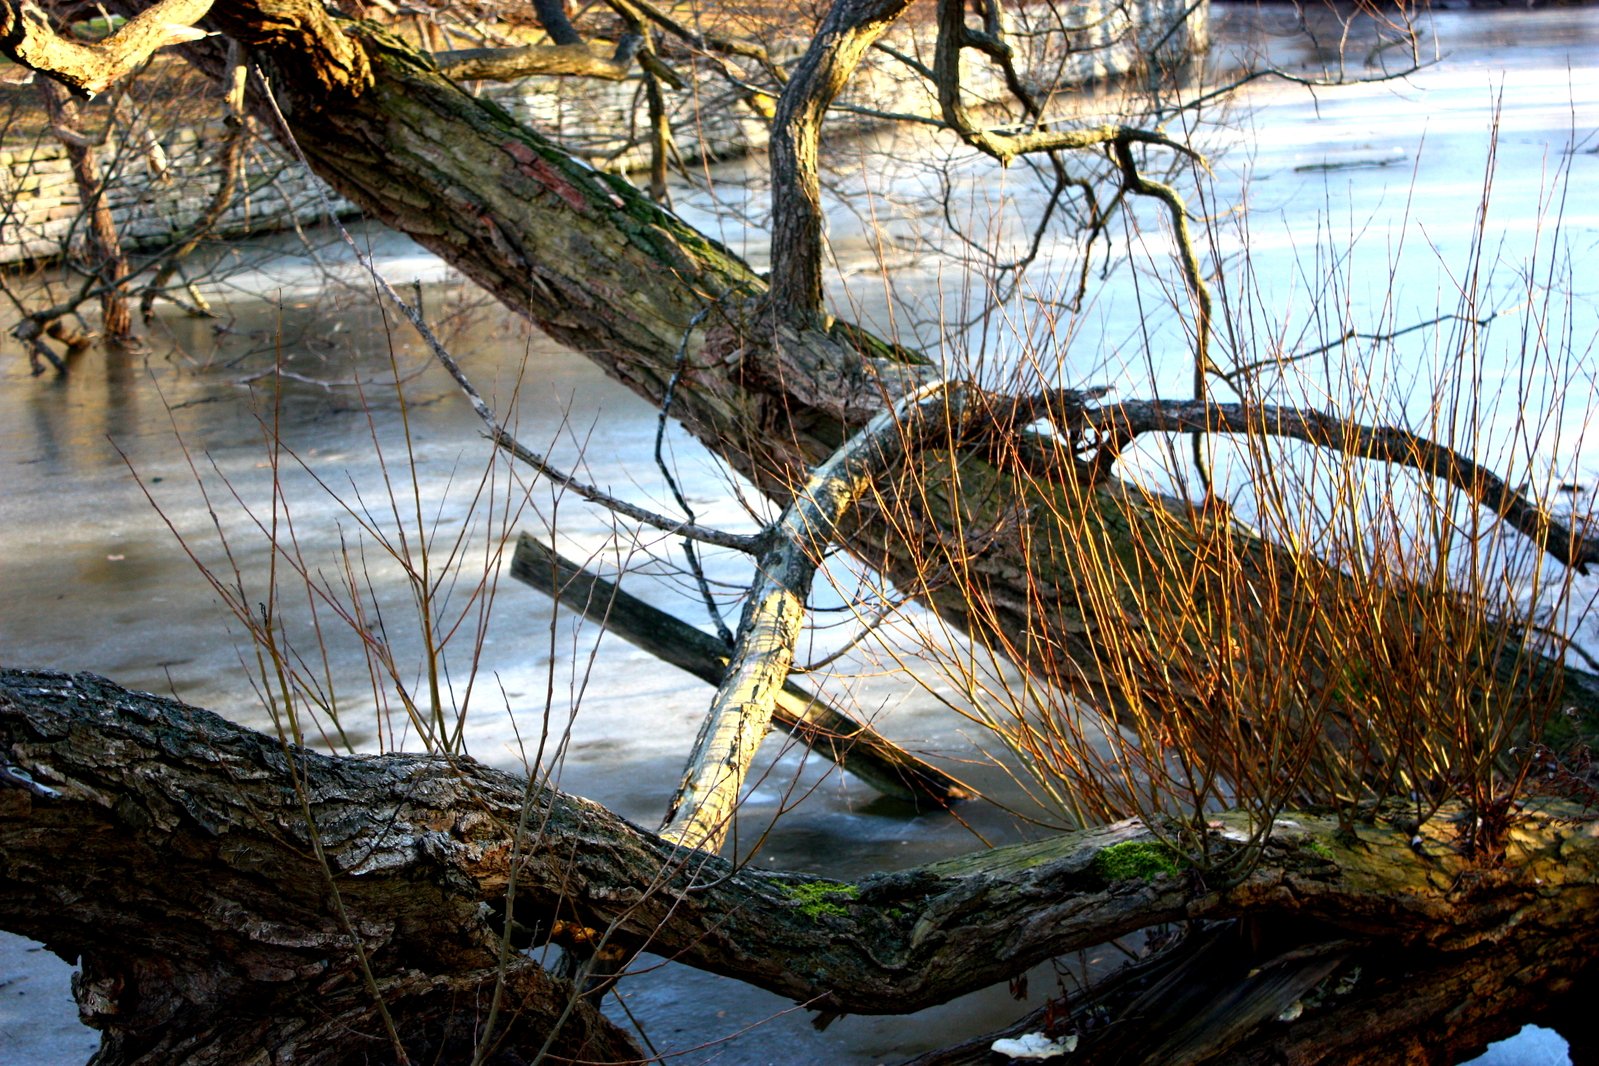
[4, 669, 1599, 1065]
[130, 0, 1598, 746]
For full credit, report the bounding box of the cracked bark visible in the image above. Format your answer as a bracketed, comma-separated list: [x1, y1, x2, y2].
[4, 669, 1599, 1065]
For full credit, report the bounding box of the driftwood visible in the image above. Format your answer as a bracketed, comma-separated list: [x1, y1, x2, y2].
[4, 668, 1599, 1065]
[509, 533, 972, 806]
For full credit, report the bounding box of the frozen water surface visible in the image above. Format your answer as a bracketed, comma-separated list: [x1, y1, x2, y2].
[2, 6, 1596, 1063]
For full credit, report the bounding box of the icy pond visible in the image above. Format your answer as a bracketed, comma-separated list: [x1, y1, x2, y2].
[3, 5, 1598, 1063]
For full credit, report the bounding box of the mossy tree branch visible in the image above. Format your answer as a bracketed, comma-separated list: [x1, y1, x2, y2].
[4, 669, 1599, 1064]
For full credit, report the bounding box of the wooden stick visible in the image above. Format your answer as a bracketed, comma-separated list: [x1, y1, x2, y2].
[510, 534, 973, 811]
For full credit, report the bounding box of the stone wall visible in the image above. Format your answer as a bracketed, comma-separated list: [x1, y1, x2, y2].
[0, 0, 1206, 267]
[0, 129, 341, 265]
[515, 0, 1210, 173]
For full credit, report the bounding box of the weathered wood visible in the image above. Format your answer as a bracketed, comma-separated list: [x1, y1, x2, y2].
[509, 532, 973, 806]
[658, 381, 966, 848]
[1, 0, 215, 98]
[5, 669, 1599, 1065]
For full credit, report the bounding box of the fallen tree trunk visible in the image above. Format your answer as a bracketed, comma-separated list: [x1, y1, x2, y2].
[0, 0, 1573, 749]
[5, 668, 1599, 1065]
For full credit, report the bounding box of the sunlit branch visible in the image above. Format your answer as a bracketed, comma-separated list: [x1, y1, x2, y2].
[434, 37, 643, 82]
[1, 0, 214, 97]
[659, 380, 965, 850]
[1083, 398, 1599, 573]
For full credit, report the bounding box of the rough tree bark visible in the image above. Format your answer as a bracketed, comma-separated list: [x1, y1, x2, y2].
[82, 0, 1589, 741]
[5, 669, 1599, 1065]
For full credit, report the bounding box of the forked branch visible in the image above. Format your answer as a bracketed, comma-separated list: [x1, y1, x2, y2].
[1, 0, 214, 97]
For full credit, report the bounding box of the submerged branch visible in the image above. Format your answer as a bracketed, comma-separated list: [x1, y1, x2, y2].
[508, 533, 973, 806]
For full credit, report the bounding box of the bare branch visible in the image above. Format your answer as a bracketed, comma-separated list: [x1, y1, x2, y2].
[768, 0, 916, 319]
[435, 38, 642, 82]
[1084, 398, 1599, 573]
[1, 0, 214, 98]
[659, 380, 963, 849]
[604, 0, 787, 84]
[930, 0, 1200, 167]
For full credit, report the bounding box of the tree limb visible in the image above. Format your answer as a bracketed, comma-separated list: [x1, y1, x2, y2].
[768, 0, 916, 319]
[4, 669, 1599, 1064]
[508, 533, 973, 807]
[659, 380, 963, 848]
[0, 0, 214, 97]
[1083, 398, 1599, 573]
[435, 38, 642, 82]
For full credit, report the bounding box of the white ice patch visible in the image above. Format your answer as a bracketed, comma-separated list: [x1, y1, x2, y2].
[990, 1032, 1079, 1059]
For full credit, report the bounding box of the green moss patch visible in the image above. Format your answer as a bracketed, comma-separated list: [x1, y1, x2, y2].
[1089, 840, 1184, 882]
[778, 880, 859, 920]
[1303, 838, 1335, 860]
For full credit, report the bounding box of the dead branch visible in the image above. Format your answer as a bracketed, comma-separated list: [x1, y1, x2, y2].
[658, 380, 963, 848]
[1082, 398, 1599, 573]
[509, 533, 973, 806]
